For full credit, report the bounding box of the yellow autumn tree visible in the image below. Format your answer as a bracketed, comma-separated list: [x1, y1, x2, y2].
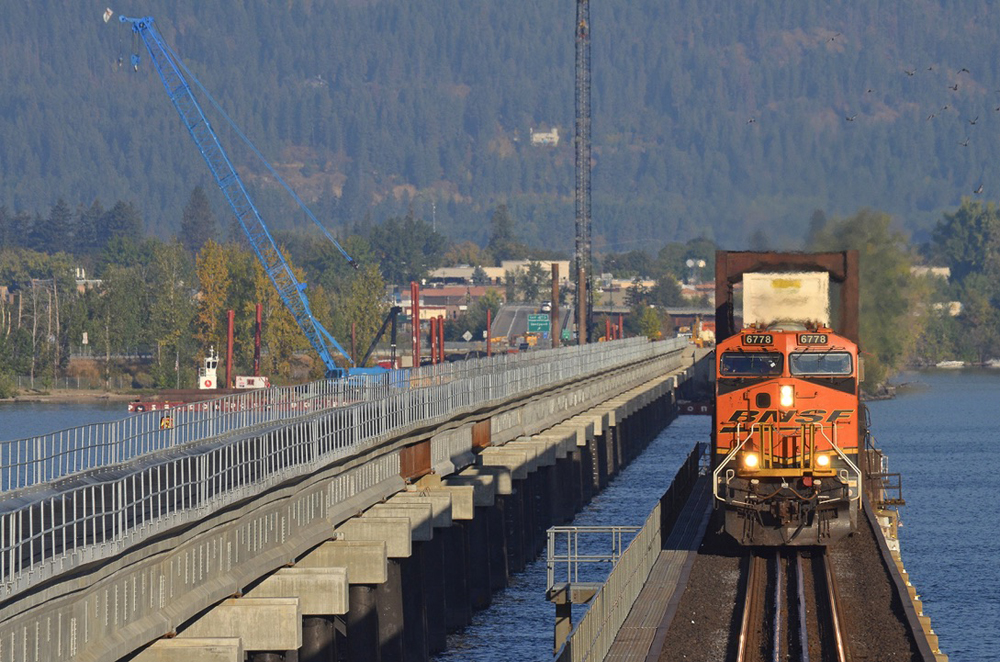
[248, 247, 311, 382]
[194, 239, 231, 356]
[339, 263, 390, 367]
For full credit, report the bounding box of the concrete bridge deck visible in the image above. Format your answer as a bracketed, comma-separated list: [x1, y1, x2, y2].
[0, 337, 700, 662]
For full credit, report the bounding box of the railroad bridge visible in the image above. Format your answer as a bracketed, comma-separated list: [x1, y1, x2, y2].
[0, 338, 700, 662]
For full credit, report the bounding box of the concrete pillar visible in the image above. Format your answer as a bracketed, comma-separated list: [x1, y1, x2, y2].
[585, 433, 599, 498]
[420, 535, 447, 653]
[401, 544, 429, 662]
[570, 448, 583, 513]
[486, 501, 508, 591]
[250, 653, 285, 662]
[466, 506, 492, 610]
[501, 489, 524, 574]
[301, 616, 336, 662]
[347, 585, 378, 662]
[376, 559, 406, 662]
[594, 432, 609, 490]
[521, 472, 536, 559]
[442, 523, 471, 631]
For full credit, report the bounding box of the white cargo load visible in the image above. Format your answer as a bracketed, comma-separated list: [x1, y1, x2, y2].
[235, 375, 271, 389]
[742, 272, 830, 328]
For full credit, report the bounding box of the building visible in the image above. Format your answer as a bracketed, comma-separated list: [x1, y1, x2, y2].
[403, 285, 505, 321]
[529, 127, 560, 146]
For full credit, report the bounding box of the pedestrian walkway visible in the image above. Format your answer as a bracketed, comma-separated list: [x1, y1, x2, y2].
[605, 475, 713, 661]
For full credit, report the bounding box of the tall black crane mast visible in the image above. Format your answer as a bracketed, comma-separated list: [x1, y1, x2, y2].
[575, 0, 593, 343]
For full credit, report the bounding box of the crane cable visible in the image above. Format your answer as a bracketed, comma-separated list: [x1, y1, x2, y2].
[142, 36, 358, 269]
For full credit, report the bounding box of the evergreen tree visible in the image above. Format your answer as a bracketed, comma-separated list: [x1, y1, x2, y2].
[179, 186, 217, 255]
[0, 206, 10, 250]
[100, 201, 143, 247]
[76, 200, 104, 254]
[486, 205, 525, 264]
[519, 261, 546, 302]
[31, 198, 73, 254]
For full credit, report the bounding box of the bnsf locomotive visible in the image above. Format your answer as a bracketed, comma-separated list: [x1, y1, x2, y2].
[711, 251, 863, 546]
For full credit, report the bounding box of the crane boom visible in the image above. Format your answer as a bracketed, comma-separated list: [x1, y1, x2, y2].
[120, 15, 353, 377]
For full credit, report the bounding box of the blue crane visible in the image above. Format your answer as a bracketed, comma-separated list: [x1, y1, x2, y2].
[118, 15, 368, 378]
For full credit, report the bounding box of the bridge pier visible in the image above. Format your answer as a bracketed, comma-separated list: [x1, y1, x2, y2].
[375, 559, 406, 662]
[346, 584, 379, 661]
[300, 616, 337, 662]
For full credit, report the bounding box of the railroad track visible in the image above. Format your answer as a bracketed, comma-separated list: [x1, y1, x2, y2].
[736, 548, 851, 662]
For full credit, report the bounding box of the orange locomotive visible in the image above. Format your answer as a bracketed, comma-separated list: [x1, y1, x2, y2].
[711, 251, 863, 546]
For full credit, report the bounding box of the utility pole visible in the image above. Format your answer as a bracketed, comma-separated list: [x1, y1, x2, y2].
[575, 0, 593, 343]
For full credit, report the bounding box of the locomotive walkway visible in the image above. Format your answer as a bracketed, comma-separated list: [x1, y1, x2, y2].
[0, 337, 699, 662]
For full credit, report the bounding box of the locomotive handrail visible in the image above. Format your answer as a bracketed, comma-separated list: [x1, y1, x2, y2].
[714, 422, 863, 507]
[813, 424, 863, 502]
[711, 422, 757, 501]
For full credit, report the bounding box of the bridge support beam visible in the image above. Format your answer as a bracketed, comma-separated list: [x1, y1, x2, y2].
[133, 638, 243, 662]
[179, 598, 302, 652]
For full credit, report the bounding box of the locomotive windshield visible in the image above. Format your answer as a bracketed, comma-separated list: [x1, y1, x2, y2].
[789, 351, 853, 375]
[720, 352, 783, 376]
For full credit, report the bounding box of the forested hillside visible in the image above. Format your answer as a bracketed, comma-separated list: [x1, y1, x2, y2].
[3, 1, 1000, 251]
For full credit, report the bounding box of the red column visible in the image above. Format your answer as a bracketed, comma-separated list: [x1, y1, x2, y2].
[429, 317, 438, 364]
[438, 315, 445, 363]
[618, 314, 624, 339]
[411, 281, 420, 367]
[486, 308, 492, 357]
[226, 309, 235, 388]
[605, 318, 611, 342]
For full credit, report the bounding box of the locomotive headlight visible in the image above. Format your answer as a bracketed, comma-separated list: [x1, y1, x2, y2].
[816, 454, 831, 468]
[743, 452, 759, 469]
[779, 384, 795, 407]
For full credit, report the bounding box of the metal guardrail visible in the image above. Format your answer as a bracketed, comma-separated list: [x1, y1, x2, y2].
[547, 526, 641, 591]
[0, 338, 684, 493]
[556, 442, 703, 662]
[0, 337, 687, 601]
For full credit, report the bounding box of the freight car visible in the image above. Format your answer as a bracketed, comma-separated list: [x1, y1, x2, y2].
[711, 251, 864, 546]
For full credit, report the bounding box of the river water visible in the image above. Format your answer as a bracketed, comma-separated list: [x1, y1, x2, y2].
[0, 371, 994, 661]
[866, 369, 999, 662]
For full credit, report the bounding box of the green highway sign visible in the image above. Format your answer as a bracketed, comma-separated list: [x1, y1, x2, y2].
[527, 314, 551, 333]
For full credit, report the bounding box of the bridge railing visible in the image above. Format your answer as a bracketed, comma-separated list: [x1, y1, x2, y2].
[0, 337, 685, 494]
[0, 338, 688, 600]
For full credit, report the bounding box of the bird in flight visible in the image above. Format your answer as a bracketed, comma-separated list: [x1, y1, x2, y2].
[829, 32, 841, 41]
[975, 184, 984, 194]
[927, 65, 934, 71]
[959, 138, 970, 147]
[949, 83, 959, 91]
[866, 88, 873, 94]
[846, 114, 858, 121]
[926, 113, 936, 120]
[905, 69, 915, 76]
[747, 118, 756, 124]
[960, 68, 971, 74]
[969, 116, 979, 125]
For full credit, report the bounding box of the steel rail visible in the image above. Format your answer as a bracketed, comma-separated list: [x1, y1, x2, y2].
[773, 552, 783, 662]
[820, 549, 851, 662]
[795, 551, 810, 662]
[737, 551, 768, 662]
